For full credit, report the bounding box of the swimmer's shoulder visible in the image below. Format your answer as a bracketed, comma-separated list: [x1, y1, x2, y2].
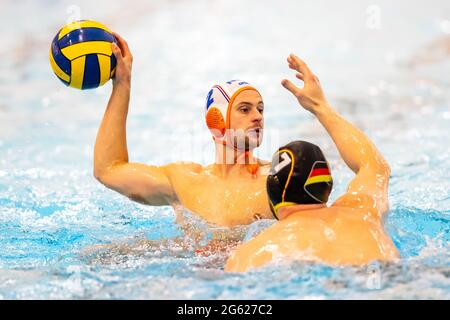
[330, 192, 382, 219]
[332, 192, 377, 210]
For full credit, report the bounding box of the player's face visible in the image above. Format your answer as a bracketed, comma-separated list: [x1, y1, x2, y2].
[228, 90, 264, 150]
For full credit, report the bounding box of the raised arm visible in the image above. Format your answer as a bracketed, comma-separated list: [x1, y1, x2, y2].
[281, 54, 391, 216]
[93, 32, 176, 206]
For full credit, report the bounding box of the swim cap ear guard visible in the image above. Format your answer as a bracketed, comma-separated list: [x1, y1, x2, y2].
[267, 140, 333, 219]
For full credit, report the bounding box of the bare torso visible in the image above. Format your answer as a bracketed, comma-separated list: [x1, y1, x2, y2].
[166, 162, 273, 227]
[225, 195, 400, 272]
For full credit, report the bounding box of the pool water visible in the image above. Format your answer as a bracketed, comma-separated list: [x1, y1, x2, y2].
[0, 0, 449, 299]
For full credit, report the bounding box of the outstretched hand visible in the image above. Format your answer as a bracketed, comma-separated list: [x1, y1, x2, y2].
[111, 32, 133, 88]
[281, 54, 328, 113]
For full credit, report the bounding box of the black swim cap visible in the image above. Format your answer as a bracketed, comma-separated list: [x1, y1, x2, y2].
[267, 140, 333, 219]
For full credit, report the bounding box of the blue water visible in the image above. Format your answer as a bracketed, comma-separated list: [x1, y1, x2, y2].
[0, 0, 449, 299]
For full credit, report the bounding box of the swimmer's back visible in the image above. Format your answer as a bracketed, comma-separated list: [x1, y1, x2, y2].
[225, 203, 399, 272]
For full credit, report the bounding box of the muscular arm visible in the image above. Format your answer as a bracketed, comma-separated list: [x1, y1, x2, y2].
[93, 81, 130, 176]
[281, 54, 391, 215]
[313, 105, 390, 214]
[314, 105, 390, 178]
[93, 33, 176, 206]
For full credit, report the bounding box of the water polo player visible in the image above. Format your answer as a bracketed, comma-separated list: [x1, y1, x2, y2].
[93, 32, 274, 227]
[225, 55, 399, 271]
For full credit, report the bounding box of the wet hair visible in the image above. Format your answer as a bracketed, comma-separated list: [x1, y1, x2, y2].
[267, 140, 333, 219]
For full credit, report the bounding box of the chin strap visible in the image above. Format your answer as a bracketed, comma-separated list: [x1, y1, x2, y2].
[244, 150, 260, 175]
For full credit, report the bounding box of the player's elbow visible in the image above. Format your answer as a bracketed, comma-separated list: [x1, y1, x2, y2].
[385, 163, 391, 177]
[93, 168, 101, 181]
[93, 160, 108, 181]
[93, 162, 123, 184]
[373, 157, 391, 177]
[380, 161, 391, 177]
[93, 167, 116, 188]
[93, 167, 107, 183]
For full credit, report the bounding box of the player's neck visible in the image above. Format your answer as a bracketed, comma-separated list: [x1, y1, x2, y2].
[277, 203, 327, 220]
[214, 143, 259, 177]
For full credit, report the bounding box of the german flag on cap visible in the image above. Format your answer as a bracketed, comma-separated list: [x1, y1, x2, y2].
[304, 161, 332, 187]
